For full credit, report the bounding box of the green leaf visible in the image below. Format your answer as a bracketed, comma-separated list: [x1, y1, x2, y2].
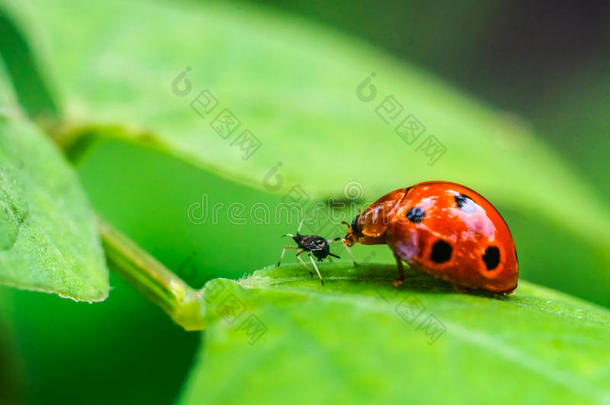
[0, 112, 108, 301]
[180, 264, 610, 404]
[8, 0, 609, 247]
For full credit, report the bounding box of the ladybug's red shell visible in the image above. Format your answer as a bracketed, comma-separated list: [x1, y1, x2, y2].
[344, 182, 518, 293]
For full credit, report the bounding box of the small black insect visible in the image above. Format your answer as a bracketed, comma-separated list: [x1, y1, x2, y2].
[277, 218, 355, 285]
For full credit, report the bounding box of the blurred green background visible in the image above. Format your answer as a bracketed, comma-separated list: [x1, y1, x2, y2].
[0, 0, 608, 404]
[257, 0, 610, 197]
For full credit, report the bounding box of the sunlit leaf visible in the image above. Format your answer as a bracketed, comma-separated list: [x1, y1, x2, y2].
[0, 111, 108, 301]
[181, 264, 610, 404]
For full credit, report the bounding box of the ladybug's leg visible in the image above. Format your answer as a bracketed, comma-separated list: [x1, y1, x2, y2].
[393, 252, 405, 287]
[277, 246, 297, 267]
[307, 253, 325, 286]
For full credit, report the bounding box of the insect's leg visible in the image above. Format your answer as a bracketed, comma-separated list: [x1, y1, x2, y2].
[295, 250, 313, 278]
[308, 253, 325, 286]
[277, 246, 297, 267]
[296, 216, 306, 233]
[295, 251, 308, 267]
[393, 252, 405, 287]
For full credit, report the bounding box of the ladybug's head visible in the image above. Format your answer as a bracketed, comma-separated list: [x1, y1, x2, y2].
[341, 214, 362, 247]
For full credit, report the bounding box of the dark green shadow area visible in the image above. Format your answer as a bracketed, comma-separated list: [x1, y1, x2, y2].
[0, 4, 59, 121]
[1, 273, 200, 405]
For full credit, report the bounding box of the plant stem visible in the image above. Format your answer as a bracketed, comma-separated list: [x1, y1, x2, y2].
[51, 124, 205, 331]
[98, 218, 205, 331]
[54, 124, 164, 165]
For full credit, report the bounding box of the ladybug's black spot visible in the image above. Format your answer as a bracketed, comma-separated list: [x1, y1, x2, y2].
[483, 246, 501, 270]
[454, 194, 477, 213]
[406, 207, 425, 223]
[430, 240, 452, 263]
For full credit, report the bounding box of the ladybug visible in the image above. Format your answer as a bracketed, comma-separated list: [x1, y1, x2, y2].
[342, 181, 518, 293]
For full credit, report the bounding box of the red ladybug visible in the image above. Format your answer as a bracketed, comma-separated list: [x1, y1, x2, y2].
[342, 181, 518, 293]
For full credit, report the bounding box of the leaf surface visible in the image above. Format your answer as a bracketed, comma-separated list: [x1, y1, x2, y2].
[181, 264, 610, 405]
[0, 111, 108, 301]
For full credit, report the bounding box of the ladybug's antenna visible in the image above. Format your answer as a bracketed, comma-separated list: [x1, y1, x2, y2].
[340, 220, 358, 248]
[341, 221, 352, 235]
